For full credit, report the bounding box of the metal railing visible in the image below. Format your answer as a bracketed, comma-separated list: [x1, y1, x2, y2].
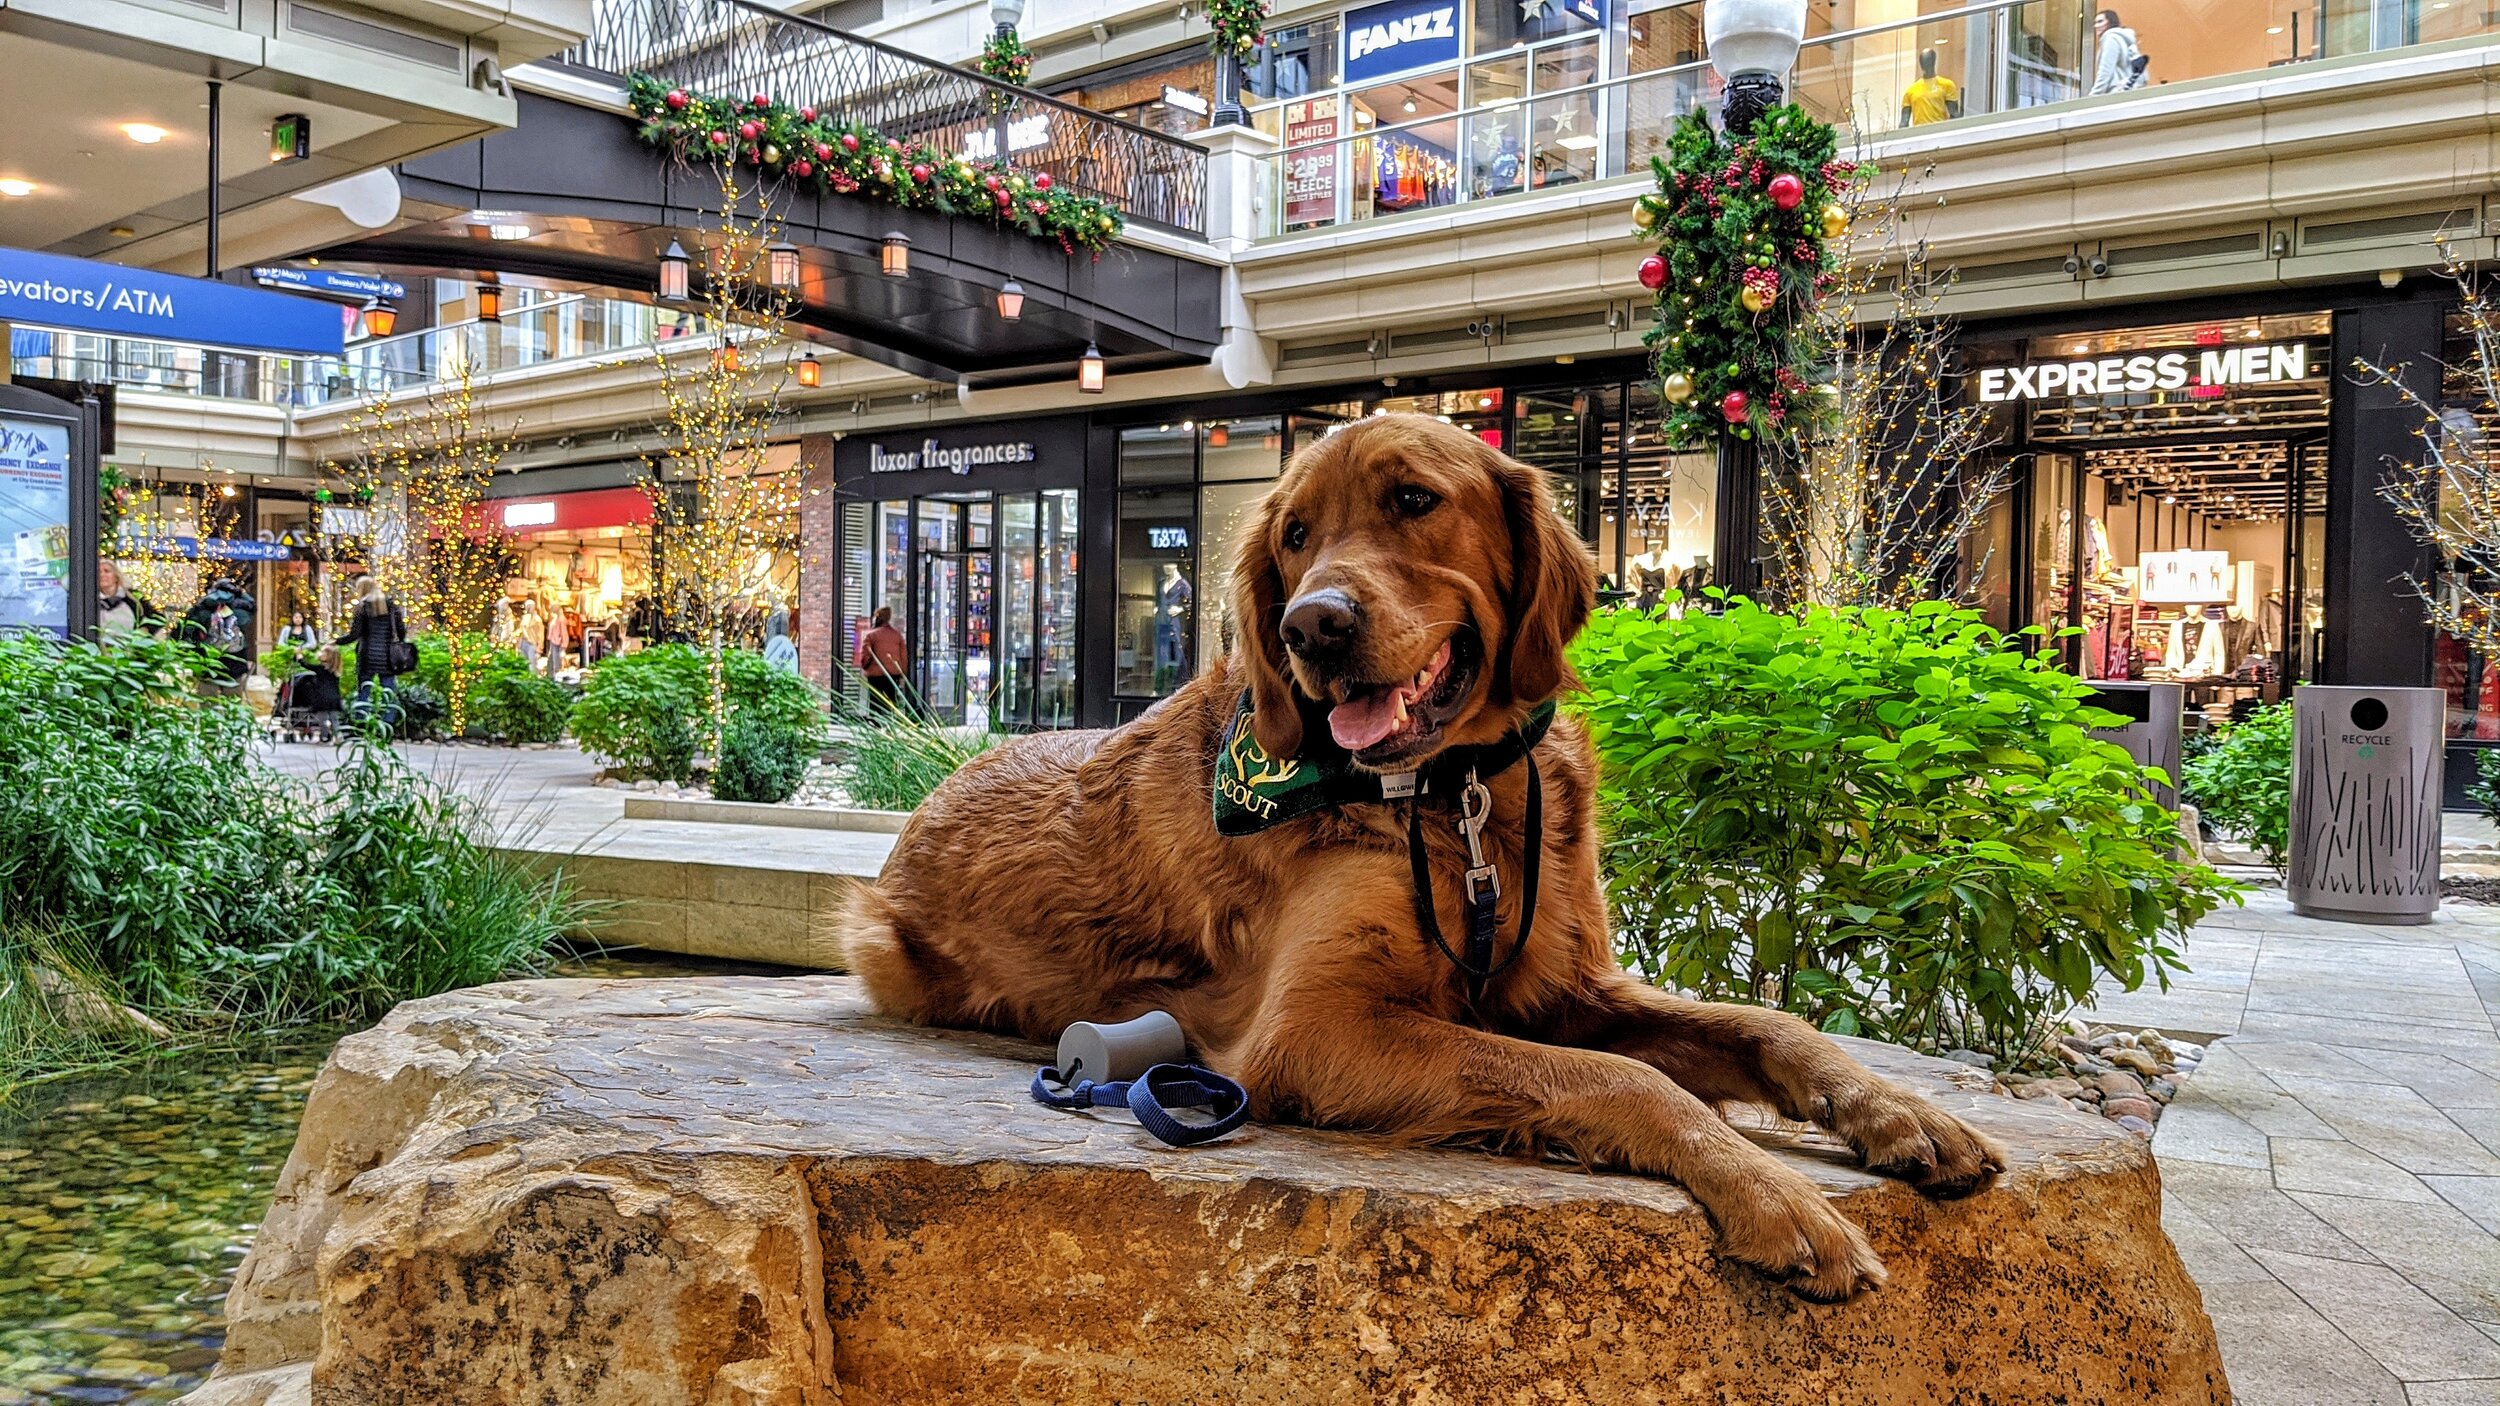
[562, 0, 1209, 235]
[1256, 0, 2500, 239]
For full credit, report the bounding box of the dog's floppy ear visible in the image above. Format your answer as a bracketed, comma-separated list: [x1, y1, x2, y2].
[1230, 492, 1304, 757]
[1493, 452, 1597, 707]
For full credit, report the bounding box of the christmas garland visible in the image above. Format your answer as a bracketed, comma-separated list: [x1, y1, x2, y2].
[627, 73, 1125, 256]
[1207, 0, 1266, 63]
[977, 29, 1033, 87]
[1635, 105, 1858, 446]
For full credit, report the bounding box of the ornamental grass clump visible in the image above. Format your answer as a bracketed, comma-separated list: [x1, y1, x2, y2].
[0, 633, 585, 1100]
[1570, 597, 2236, 1066]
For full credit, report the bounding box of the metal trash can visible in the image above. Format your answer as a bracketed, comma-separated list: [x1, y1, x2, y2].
[2288, 685, 2444, 924]
[2086, 682, 2185, 808]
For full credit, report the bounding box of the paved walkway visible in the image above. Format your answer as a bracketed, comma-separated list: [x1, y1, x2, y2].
[2094, 889, 2500, 1406]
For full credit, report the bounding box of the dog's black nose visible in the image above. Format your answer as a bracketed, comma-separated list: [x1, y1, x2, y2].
[1280, 589, 1361, 662]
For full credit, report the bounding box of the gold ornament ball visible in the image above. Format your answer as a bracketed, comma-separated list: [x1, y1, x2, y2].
[762, 143, 782, 165]
[1821, 206, 1850, 240]
[1741, 286, 1773, 314]
[1662, 371, 1694, 404]
[1632, 200, 1660, 232]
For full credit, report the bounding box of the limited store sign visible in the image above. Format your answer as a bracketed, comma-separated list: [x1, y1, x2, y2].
[1975, 343, 2314, 402]
[868, 438, 1038, 474]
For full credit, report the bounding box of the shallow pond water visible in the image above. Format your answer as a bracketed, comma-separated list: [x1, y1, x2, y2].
[0, 950, 786, 1404]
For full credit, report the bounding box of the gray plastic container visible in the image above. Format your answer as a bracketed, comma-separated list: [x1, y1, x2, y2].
[2287, 685, 2444, 925]
[2086, 682, 2185, 808]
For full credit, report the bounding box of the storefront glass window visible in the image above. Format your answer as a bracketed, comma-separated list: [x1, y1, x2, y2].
[1038, 488, 1080, 726]
[1463, 56, 1529, 197]
[1000, 494, 1038, 727]
[1195, 417, 1287, 665]
[1250, 19, 1342, 102]
[1116, 487, 1196, 698]
[910, 494, 995, 726]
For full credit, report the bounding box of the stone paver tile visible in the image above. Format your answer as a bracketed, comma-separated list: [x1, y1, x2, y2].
[2152, 1100, 2275, 1169]
[2287, 1190, 2500, 1326]
[2162, 1158, 2384, 1262]
[2250, 1249, 2500, 1382]
[2267, 1078, 2500, 1176]
[2403, 1380, 2500, 1406]
[2347, 1049, 2500, 1111]
[2424, 1177, 2500, 1236]
[2272, 1138, 2442, 1204]
[2234, 1040, 2401, 1083]
[2245, 984, 2498, 1031]
[2197, 1278, 2409, 1406]
[2452, 1108, 2500, 1161]
[2190, 1051, 2361, 1139]
[2159, 1199, 2273, 1284]
[2236, 1010, 2500, 1060]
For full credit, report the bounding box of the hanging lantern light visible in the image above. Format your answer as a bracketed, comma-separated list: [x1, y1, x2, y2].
[1078, 341, 1105, 394]
[995, 278, 1025, 321]
[795, 350, 822, 388]
[715, 341, 742, 372]
[658, 239, 690, 301]
[361, 299, 398, 337]
[767, 240, 801, 291]
[476, 275, 503, 324]
[880, 231, 911, 278]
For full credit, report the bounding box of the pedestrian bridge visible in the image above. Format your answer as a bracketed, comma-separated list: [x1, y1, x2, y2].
[314, 0, 1222, 387]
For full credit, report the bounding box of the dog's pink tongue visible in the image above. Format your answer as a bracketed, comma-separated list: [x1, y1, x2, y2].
[1329, 690, 1403, 753]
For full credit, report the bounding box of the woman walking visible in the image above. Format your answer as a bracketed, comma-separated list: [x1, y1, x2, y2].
[337, 576, 409, 727]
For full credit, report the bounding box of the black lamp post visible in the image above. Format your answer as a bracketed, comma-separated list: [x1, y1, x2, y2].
[1702, 0, 1806, 599]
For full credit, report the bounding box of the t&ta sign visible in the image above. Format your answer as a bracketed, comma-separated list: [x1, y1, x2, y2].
[1976, 343, 2314, 403]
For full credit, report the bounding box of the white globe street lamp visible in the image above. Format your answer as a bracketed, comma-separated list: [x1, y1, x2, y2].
[1703, 0, 1808, 134]
[989, 0, 1024, 35]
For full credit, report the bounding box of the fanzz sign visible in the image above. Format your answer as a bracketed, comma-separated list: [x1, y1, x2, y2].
[1976, 343, 2314, 402]
[1341, 0, 1461, 84]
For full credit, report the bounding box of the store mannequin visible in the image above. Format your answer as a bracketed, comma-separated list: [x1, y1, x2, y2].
[1155, 563, 1192, 685]
[1630, 539, 1671, 610]
[2186, 607, 2228, 678]
[1683, 555, 1713, 597]
[517, 596, 545, 668]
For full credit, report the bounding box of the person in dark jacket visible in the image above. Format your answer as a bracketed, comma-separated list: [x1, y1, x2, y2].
[177, 576, 255, 691]
[337, 576, 407, 725]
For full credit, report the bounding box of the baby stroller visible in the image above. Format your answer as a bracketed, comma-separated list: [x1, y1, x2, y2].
[275, 661, 344, 744]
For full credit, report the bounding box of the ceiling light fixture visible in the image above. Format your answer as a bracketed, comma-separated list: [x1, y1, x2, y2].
[767, 240, 801, 291]
[881, 231, 911, 278]
[476, 275, 503, 324]
[796, 350, 822, 388]
[995, 279, 1025, 321]
[361, 300, 398, 337]
[487, 223, 531, 241]
[0, 180, 35, 198]
[1078, 342, 1105, 393]
[122, 123, 167, 145]
[658, 240, 690, 301]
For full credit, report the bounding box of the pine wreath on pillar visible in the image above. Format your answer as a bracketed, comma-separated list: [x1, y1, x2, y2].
[1634, 105, 1857, 448]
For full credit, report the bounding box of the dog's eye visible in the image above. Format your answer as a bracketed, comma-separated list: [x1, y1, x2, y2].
[1282, 519, 1308, 552]
[1394, 485, 1440, 517]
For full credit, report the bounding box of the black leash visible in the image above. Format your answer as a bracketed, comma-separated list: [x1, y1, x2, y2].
[1407, 748, 1542, 1010]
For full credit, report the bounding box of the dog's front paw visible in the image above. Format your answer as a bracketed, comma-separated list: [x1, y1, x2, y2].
[1707, 1164, 1887, 1303]
[1828, 1084, 2006, 1199]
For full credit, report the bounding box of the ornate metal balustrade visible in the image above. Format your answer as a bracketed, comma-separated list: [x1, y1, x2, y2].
[561, 0, 1208, 236]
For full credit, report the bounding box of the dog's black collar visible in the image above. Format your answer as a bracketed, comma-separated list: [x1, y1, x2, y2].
[1212, 691, 1556, 838]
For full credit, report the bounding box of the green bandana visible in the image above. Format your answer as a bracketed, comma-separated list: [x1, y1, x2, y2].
[1212, 691, 1557, 837]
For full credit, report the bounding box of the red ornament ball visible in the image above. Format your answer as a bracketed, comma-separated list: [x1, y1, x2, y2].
[799, 106, 817, 121]
[664, 89, 689, 110]
[1721, 390, 1750, 422]
[910, 163, 932, 182]
[1768, 173, 1805, 211]
[1034, 173, 1053, 191]
[739, 121, 762, 140]
[791, 160, 813, 177]
[708, 130, 730, 147]
[840, 133, 860, 152]
[751, 93, 771, 108]
[814, 143, 832, 161]
[1637, 254, 1668, 290]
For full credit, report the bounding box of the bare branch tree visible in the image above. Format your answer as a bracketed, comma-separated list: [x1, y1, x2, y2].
[1761, 161, 2012, 610]
[2361, 247, 2494, 652]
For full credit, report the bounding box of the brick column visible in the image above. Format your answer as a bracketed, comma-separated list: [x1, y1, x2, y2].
[797, 433, 838, 693]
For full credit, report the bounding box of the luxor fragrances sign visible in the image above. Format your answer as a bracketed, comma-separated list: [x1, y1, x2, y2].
[867, 438, 1038, 474]
[1976, 342, 2315, 403]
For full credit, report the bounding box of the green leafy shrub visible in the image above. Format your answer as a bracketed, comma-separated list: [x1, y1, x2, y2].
[712, 713, 812, 804]
[2180, 702, 2294, 874]
[833, 682, 997, 811]
[0, 633, 584, 1098]
[470, 670, 571, 744]
[390, 681, 448, 741]
[1569, 598, 2236, 1065]
[570, 644, 827, 781]
[2469, 746, 2500, 826]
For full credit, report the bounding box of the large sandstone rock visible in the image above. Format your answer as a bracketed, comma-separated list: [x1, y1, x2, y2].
[182, 978, 2230, 1405]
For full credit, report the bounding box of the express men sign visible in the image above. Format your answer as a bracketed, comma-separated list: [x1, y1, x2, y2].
[1976, 343, 2314, 403]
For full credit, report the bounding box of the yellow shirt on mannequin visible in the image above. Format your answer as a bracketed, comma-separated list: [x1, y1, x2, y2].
[1902, 75, 1960, 125]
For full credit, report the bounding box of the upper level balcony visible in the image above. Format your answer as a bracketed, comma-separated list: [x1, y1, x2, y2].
[1244, 0, 2500, 239]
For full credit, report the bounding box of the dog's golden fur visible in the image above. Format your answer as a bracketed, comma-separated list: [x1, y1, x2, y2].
[845, 414, 2003, 1299]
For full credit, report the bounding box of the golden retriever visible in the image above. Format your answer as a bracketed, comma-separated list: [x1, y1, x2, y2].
[845, 413, 2003, 1300]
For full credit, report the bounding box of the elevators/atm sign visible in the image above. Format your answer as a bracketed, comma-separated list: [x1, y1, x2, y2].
[1976, 343, 2313, 402]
